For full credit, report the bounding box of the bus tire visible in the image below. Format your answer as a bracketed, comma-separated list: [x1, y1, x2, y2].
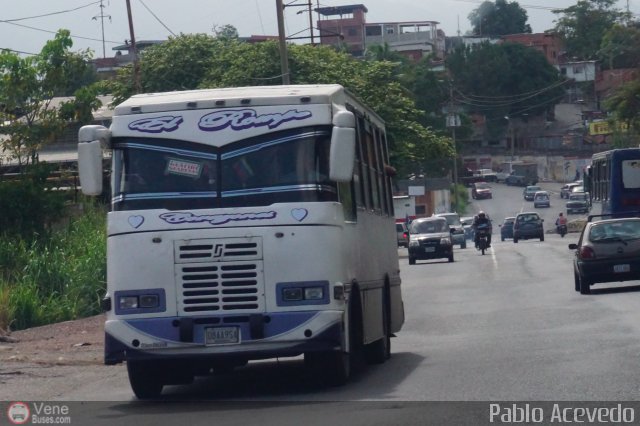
[127, 360, 164, 399]
[364, 289, 391, 365]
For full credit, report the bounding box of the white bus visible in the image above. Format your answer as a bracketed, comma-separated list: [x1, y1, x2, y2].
[78, 84, 404, 398]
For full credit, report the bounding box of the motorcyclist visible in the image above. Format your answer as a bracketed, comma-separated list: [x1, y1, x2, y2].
[473, 211, 492, 248]
[556, 212, 568, 234]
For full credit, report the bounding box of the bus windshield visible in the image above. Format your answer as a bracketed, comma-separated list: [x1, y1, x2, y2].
[111, 127, 337, 211]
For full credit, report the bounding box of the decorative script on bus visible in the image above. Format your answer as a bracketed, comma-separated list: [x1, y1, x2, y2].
[128, 116, 184, 133]
[198, 109, 312, 131]
[159, 211, 277, 226]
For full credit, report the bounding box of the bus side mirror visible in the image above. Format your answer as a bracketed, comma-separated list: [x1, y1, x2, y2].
[329, 111, 356, 182]
[78, 125, 110, 196]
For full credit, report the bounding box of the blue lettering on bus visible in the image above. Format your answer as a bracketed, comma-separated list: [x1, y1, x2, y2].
[198, 109, 312, 131]
[159, 211, 277, 226]
[128, 116, 184, 133]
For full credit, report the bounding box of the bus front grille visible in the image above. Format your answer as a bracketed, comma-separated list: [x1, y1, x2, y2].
[175, 238, 264, 315]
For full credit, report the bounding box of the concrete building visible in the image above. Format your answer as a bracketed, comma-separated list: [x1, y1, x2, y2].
[316, 3, 444, 61]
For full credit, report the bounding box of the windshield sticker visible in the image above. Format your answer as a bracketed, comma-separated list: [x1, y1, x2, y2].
[159, 211, 277, 226]
[291, 208, 308, 222]
[128, 116, 184, 133]
[199, 109, 312, 132]
[128, 215, 145, 228]
[166, 158, 202, 178]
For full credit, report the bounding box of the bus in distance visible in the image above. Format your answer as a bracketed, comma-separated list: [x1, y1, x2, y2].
[587, 148, 640, 217]
[77, 84, 404, 399]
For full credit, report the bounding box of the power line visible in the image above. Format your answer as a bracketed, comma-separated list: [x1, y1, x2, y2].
[137, 0, 176, 37]
[0, 2, 101, 23]
[2, 20, 120, 45]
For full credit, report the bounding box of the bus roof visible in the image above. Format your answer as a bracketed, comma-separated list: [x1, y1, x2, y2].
[592, 148, 640, 161]
[114, 84, 385, 126]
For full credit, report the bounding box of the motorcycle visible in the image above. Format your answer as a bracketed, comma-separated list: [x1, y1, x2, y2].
[557, 224, 567, 238]
[475, 225, 491, 255]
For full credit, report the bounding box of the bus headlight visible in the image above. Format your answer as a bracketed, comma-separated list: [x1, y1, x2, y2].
[304, 287, 324, 300]
[282, 287, 303, 301]
[119, 296, 139, 310]
[114, 289, 165, 314]
[277, 281, 329, 306]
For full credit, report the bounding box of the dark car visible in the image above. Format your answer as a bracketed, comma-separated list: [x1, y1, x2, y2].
[396, 222, 409, 248]
[566, 192, 590, 214]
[505, 174, 526, 186]
[407, 217, 454, 264]
[513, 212, 544, 243]
[569, 217, 640, 294]
[499, 217, 515, 241]
[523, 185, 542, 201]
[471, 182, 493, 200]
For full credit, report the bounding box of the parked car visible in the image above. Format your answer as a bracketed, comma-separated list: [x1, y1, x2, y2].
[407, 217, 454, 264]
[471, 182, 493, 199]
[569, 217, 640, 294]
[499, 217, 515, 241]
[566, 192, 590, 214]
[560, 182, 582, 199]
[513, 212, 544, 243]
[396, 222, 409, 248]
[461, 216, 475, 240]
[435, 212, 467, 249]
[533, 190, 550, 208]
[505, 174, 527, 186]
[523, 185, 542, 201]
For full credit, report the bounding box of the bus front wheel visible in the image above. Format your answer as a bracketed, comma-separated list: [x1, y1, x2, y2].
[127, 360, 164, 399]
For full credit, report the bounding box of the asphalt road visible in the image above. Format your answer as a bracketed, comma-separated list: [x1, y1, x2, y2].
[7, 182, 640, 424]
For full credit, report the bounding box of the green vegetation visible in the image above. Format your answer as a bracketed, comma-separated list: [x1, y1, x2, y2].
[451, 183, 470, 215]
[0, 200, 106, 331]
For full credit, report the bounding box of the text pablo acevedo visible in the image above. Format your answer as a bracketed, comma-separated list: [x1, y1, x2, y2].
[489, 403, 635, 423]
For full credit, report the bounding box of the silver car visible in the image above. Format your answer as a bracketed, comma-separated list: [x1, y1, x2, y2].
[435, 213, 467, 249]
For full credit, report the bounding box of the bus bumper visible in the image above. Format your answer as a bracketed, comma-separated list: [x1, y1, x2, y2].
[105, 310, 344, 364]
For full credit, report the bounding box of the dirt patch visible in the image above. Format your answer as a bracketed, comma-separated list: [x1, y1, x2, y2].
[0, 314, 105, 366]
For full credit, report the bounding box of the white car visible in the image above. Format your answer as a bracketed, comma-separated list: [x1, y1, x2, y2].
[533, 191, 550, 208]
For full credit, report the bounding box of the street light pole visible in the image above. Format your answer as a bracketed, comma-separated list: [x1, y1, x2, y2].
[276, 0, 291, 84]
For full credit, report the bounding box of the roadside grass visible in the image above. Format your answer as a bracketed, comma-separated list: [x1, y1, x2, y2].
[0, 200, 107, 331]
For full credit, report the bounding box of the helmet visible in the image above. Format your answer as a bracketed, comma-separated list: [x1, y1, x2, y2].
[478, 211, 486, 218]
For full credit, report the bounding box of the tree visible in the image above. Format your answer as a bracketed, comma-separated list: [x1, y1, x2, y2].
[604, 77, 640, 146]
[212, 24, 239, 41]
[0, 30, 99, 168]
[446, 42, 565, 139]
[468, 0, 531, 37]
[104, 35, 454, 179]
[553, 0, 628, 60]
[598, 23, 640, 69]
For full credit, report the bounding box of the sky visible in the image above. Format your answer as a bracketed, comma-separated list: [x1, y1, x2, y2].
[1, 0, 638, 58]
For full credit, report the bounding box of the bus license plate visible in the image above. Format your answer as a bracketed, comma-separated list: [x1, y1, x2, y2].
[425, 247, 435, 253]
[205, 327, 240, 345]
[614, 264, 630, 273]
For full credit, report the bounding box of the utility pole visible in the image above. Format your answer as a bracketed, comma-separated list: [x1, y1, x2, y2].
[308, 0, 315, 46]
[447, 81, 459, 208]
[276, 0, 291, 84]
[125, 0, 141, 93]
[92, 0, 111, 58]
